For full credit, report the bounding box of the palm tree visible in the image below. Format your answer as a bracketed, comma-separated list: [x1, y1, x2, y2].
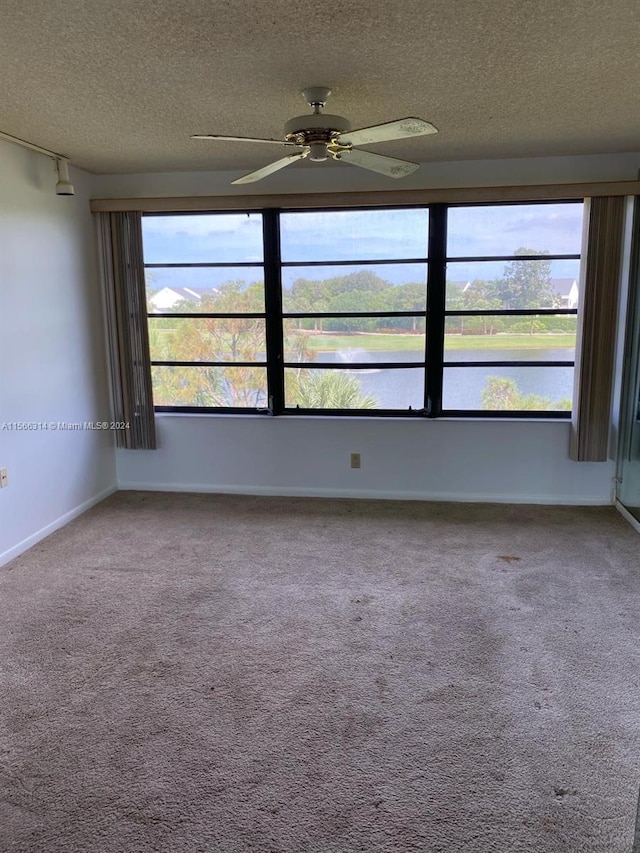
[288, 370, 377, 409]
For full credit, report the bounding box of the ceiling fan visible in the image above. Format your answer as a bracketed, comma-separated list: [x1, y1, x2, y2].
[192, 87, 438, 185]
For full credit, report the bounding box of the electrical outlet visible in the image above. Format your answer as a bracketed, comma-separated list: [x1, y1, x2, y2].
[0, 468, 8, 488]
[350, 453, 361, 469]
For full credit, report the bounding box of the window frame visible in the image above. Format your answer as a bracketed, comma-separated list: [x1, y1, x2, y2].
[143, 199, 582, 419]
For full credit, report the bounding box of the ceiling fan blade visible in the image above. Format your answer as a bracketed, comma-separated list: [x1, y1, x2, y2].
[338, 149, 419, 178]
[231, 151, 309, 185]
[339, 118, 438, 147]
[192, 134, 299, 146]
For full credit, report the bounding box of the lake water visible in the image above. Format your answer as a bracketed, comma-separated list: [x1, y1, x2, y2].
[316, 348, 574, 410]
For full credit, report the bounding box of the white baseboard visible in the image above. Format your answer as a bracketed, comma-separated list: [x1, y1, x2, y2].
[117, 481, 611, 506]
[0, 484, 118, 568]
[615, 500, 640, 533]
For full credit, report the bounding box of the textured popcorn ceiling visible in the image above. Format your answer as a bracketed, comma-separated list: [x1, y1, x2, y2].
[1, 0, 639, 174]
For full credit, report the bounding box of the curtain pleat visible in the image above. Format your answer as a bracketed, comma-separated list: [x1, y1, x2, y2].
[98, 212, 156, 450]
[570, 197, 626, 462]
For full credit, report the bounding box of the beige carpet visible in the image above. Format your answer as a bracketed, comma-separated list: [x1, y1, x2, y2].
[1, 492, 639, 852]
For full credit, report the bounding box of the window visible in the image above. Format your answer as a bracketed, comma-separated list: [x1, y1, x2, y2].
[443, 202, 583, 413]
[145, 212, 268, 410]
[280, 209, 429, 411]
[142, 201, 584, 417]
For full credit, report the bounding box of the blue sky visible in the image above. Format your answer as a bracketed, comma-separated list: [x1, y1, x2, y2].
[142, 203, 584, 290]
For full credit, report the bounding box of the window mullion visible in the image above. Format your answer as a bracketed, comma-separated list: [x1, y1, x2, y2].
[263, 209, 285, 414]
[426, 204, 447, 416]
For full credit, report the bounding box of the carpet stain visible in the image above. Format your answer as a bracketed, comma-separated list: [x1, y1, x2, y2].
[553, 786, 578, 799]
[497, 555, 522, 563]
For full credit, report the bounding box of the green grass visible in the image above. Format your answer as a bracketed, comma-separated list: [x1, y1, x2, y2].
[305, 333, 575, 352]
[444, 333, 575, 350]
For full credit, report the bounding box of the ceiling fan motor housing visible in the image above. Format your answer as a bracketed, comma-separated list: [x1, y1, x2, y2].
[284, 114, 352, 152]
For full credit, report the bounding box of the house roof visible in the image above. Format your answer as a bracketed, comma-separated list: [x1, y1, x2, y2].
[172, 287, 201, 302]
[1, 0, 639, 174]
[152, 287, 202, 303]
[548, 278, 578, 297]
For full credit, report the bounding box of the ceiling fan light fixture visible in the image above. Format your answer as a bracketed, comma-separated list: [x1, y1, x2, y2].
[308, 142, 328, 162]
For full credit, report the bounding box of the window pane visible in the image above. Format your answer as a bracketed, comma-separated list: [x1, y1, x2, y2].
[447, 202, 584, 257]
[142, 213, 264, 264]
[444, 315, 576, 362]
[149, 318, 266, 362]
[283, 319, 425, 363]
[281, 264, 427, 313]
[280, 209, 429, 262]
[442, 366, 574, 411]
[146, 269, 265, 312]
[445, 259, 581, 310]
[284, 367, 425, 410]
[152, 366, 267, 408]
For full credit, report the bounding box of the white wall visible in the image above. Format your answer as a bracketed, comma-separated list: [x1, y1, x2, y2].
[0, 141, 117, 565]
[106, 151, 640, 505]
[119, 416, 613, 504]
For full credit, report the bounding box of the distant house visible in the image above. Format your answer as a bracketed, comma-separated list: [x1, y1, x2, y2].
[549, 278, 579, 309]
[460, 277, 579, 309]
[148, 286, 225, 312]
[149, 287, 202, 312]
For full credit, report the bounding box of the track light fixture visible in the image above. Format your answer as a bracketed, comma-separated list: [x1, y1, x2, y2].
[0, 130, 75, 197]
[55, 158, 75, 196]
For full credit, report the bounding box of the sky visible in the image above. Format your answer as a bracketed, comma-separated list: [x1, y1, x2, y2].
[141, 203, 584, 291]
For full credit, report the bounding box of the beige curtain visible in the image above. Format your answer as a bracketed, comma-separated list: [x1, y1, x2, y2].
[570, 196, 626, 462]
[98, 212, 156, 450]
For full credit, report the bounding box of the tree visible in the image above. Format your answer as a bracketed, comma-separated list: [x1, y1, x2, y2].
[461, 280, 502, 334]
[446, 281, 465, 305]
[495, 249, 555, 311]
[326, 270, 389, 295]
[289, 278, 330, 332]
[145, 270, 158, 308]
[150, 278, 268, 407]
[204, 279, 264, 313]
[151, 365, 227, 407]
[324, 290, 384, 332]
[445, 280, 465, 335]
[385, 282, 426, 331]
[282, 320, 314, 363]
[481, 377, 571, 411]
[286, 370, 377, 409]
